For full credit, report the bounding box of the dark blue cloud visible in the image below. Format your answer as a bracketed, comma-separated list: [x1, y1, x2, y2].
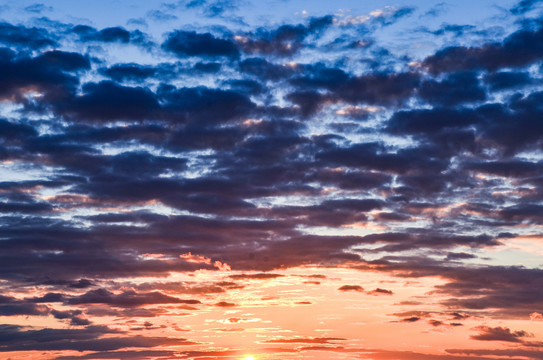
[510, 0, 543, 14]
[425, 24, 476, 37]
[73, 25, 130, 43]
[237, 16, 333, 56]
[158, 85, 255, 123]
[0, 48, 89, 105]
[418, 72, 486, 106]
[483, 71, 534, 90]
[162, 30, 240, 58]
[55, 81, 159, 122]
[0, 22, 57, 49]
[100, 63, 156, 81]
[423, 25, 543, 73]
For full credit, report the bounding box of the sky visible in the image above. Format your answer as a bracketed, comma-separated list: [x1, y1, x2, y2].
[1, 0, 543, 359]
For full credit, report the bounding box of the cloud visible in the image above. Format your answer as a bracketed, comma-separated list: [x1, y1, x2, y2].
[0, 295, 49, 316]
[215, 301, 236, 307]
[447, 348, 543, 360]
[236, 16, 333, 56]
[230, 273, 284, 280]
[352, 348, 528, 359]
[483, 71, 534, 90]
[24, 3, 53, 13]
[69, 279, 95, 289]
[0, 48, 89, 103]
[182, 0, 240, 18]
[418, 72, 486, 106]
[1, 7, 543, 358]
[371, 260, 543, 318]
[338, 285, 364, 292]
[162, 30, 239, 58]
[0, 324, 196, 352]
[65, 289, 201, 308]
[424, 24, 475, 37]
[368, 288, 393, 295]
[335, 6, 414, 28]
[385, 96, 543, 154]
[55, 350, 177, 360]
[72, 25, 137, 44]
[0, 22, 57, 49]
[70, 316, 92, 326]
[287, 70, 420, 115]
[264, 337, 346, 344]
[470, 326, 532, 342]
[159, 85, 255, 123]
[53, 81, 159, 122]
[511, 0, 543, 14]
[147, 10, 178, 22]
[99, 63, 156, 82]
[401, 317, 420, 322]
[423, 24, 543, 73]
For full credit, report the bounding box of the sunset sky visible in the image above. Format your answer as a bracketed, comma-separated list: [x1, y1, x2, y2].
[1, 0, 543, 359]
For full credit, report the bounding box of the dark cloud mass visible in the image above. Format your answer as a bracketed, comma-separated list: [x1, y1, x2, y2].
[423, 24, 543, 73]
[0, 22, 57, 49]
[162, 30, 240, 58]
[0, 324, 195, 352]
[237, 15, 334, 56]
[65, 289, 201, 307]
[1, 0, 543, 358]
[471, 326, 532, 342]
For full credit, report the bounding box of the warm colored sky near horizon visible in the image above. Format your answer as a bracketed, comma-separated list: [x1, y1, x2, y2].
[1, 0, 543, 359]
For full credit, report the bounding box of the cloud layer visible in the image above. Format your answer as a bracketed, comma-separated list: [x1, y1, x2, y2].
[1, 0, 543, 359]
